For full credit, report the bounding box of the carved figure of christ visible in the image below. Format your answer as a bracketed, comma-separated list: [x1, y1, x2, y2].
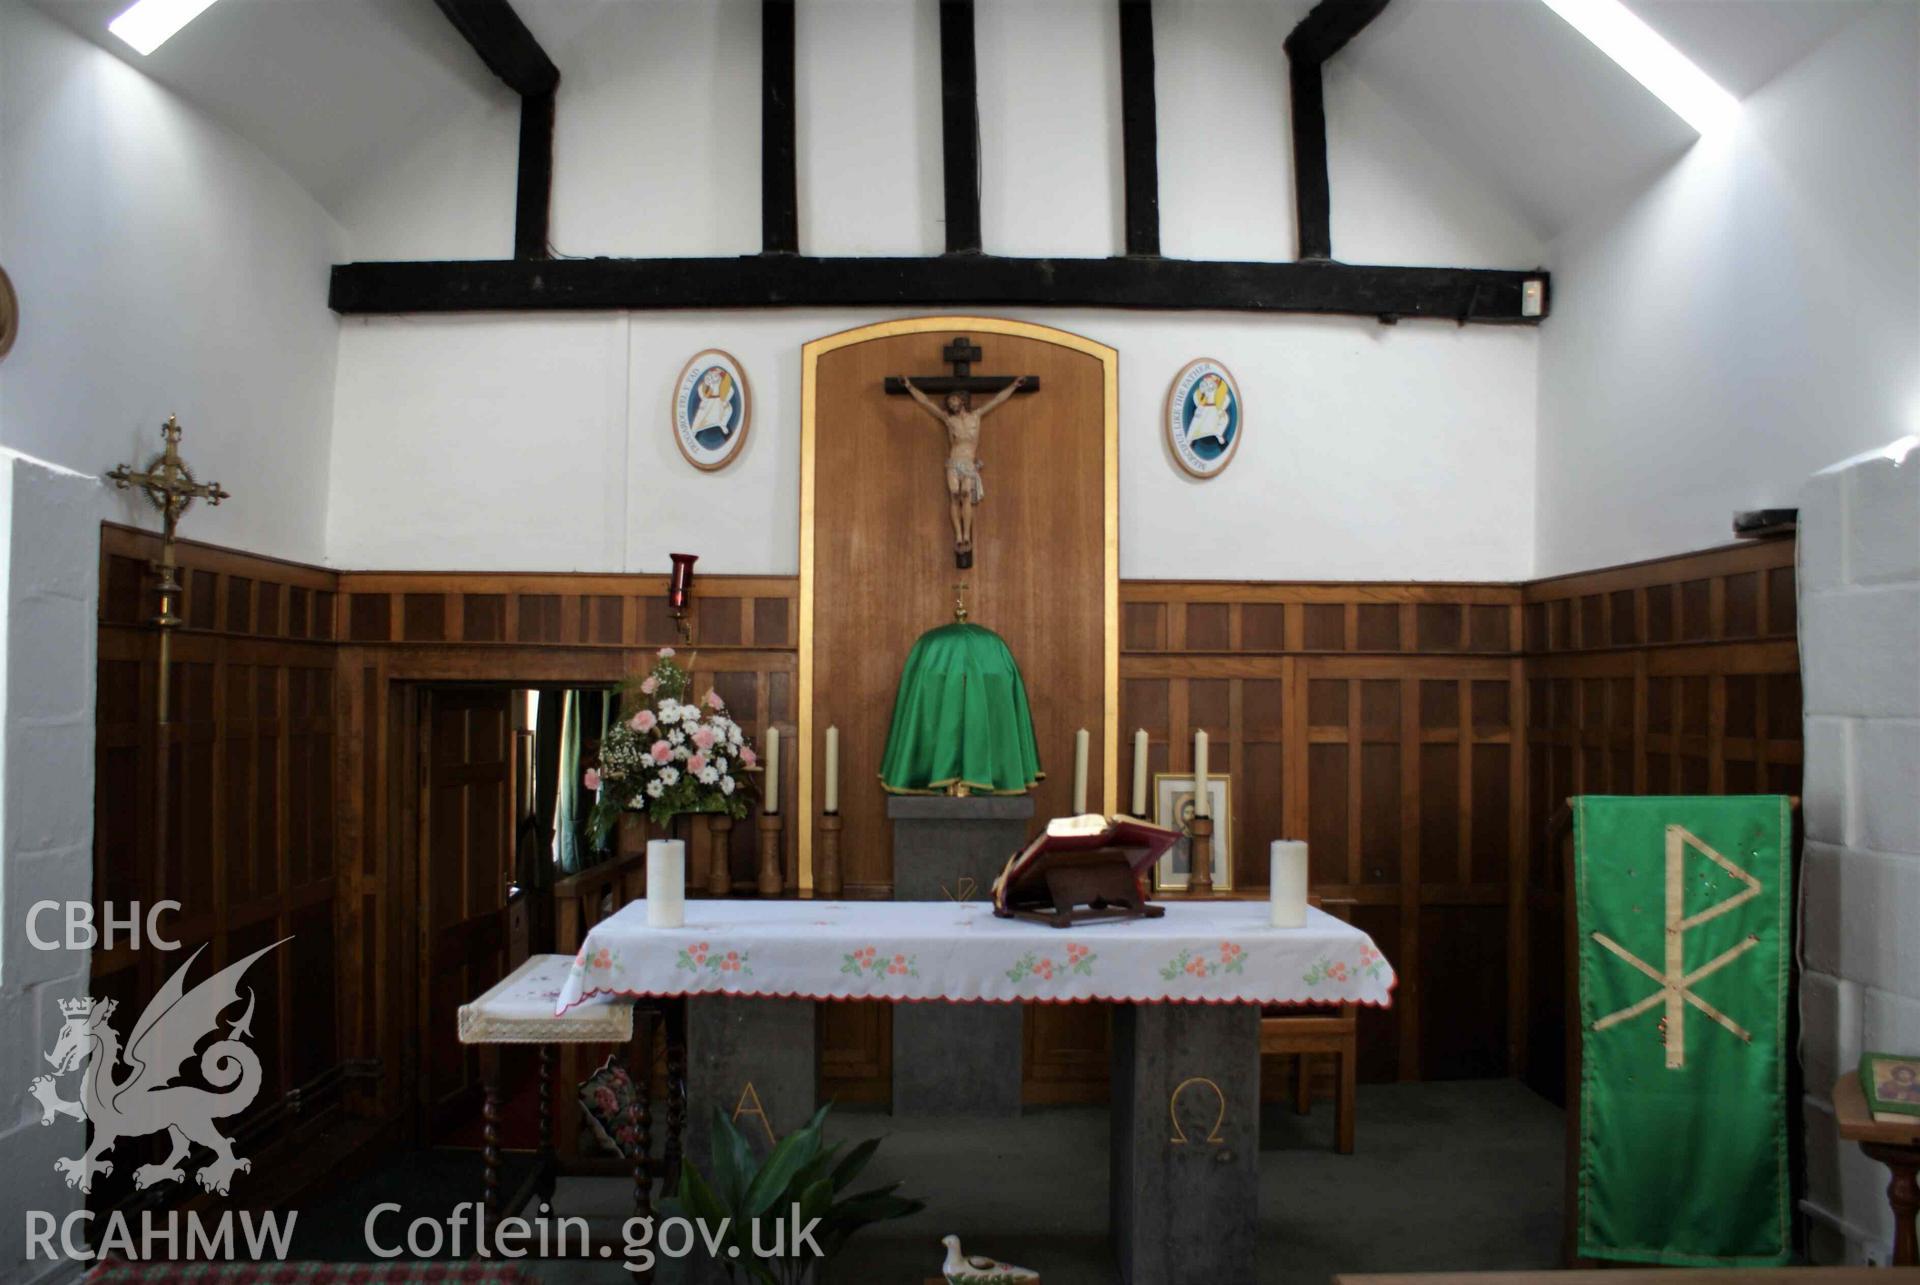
[901, 375, 1026, 565]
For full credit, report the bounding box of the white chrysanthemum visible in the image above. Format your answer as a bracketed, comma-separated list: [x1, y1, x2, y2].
[675, 745, 690, 760]
[658, 766, 680, 786]
[715, 757, 728, 775]
[721, 775, 735, 795]
[659, 697, 680, 718]
[669, 728, 685, 745]
[680, 704, 701, 725]
[698, 767, 719, 785]
[645, 780, 665, 798]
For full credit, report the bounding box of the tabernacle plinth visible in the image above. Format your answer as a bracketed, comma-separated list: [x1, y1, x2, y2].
[888, 794, 1031, 1117]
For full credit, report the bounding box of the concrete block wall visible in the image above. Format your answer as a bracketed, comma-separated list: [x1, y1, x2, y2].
[0, 450, 101, 1283]
[1798, 434, 1920, 1264]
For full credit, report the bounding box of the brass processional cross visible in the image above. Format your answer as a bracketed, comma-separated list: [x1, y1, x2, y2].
[107, 416, 230, 874]
[885, 337, 1040, 570]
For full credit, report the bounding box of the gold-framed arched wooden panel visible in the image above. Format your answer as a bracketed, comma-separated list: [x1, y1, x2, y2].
[798, 316, 1119, 892]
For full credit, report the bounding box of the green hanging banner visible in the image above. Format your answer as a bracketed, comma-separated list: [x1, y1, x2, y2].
[1574, 795, 1792, 1266]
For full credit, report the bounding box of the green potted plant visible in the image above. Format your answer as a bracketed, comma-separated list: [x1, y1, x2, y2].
[664, 1103, 924, 1284]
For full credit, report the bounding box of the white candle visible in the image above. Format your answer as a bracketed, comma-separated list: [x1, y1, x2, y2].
[1132, 728, 1149, 816]
[1270, 840, 1309, 928]
[1071, 728, 1090, 815]
[1193, 730, 1210, 817]
[824, 725, 840, 814]
[765, 725, 780, 814]
[647, 838, 686, 928]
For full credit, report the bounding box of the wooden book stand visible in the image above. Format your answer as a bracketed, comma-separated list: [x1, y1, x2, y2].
[995, 846, 1166, 928]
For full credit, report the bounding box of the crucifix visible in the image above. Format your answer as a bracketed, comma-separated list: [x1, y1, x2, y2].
[885, 336, 1041, 569]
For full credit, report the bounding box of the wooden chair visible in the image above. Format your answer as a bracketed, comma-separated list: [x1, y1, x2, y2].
[1259, 898, 1358, 1153]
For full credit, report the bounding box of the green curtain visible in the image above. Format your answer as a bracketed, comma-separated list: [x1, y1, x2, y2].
[1574, 794, 1791, 1266]
[878, 622, 1042, 796]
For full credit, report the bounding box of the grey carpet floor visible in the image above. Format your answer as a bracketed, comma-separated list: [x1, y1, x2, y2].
[530, 1077, 1564, 1284]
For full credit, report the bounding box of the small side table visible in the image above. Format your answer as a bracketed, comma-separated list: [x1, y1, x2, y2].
[1833, 1074, 1920, 1266]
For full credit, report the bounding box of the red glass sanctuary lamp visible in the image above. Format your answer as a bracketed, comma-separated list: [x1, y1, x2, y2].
[667, 552, 697, 641]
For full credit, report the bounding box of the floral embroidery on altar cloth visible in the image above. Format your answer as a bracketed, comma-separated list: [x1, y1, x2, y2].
[1007, 943, 1097, 985]
[1159, 942, 1247, 981]
[842, 946, 920, 979]
[675, 941, 753, 977]
[1302, 942, 1385, 987]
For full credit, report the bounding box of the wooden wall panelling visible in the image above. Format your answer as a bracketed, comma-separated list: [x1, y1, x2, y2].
[1517, 538, 1799, 1102]
[94, 526, 346, 1211]
[1116, 581, 1524, 1090]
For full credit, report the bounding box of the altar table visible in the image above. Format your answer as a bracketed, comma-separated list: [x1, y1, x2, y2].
[556, 900, 1394, 1285]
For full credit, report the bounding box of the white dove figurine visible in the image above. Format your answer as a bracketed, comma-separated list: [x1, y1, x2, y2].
[941, 1234, 1039, 1285]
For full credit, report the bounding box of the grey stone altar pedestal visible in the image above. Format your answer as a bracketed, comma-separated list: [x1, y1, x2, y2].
[886, 794, 1033, 1117]
[1111, 1002, 1261, 1285]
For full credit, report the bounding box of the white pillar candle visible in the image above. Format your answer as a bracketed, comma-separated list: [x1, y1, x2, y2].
[647, 838, 686, 928]
[1270, 840, 1309, 928]
[1132, 728, 1149, 816]
[1071, 728, 1090, 815]
[764, 725, 780, 814]
[1193, 730, 1210, 817]
[824, 724, 840, 814]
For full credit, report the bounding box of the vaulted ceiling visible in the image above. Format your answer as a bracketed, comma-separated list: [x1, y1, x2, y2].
[33, 0, 1868, 244]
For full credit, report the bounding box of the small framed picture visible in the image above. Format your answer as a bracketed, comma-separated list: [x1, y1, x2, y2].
[1152, 773, 1232, 891]
[1863, 1053, 1920, 1119]
[673, 350, 751, 471]
[1165, 358, 1241, 479]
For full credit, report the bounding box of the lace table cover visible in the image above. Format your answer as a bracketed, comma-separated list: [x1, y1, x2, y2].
[555, 899, 1394, 1013]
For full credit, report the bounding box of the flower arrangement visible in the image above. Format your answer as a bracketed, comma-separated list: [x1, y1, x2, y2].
[585, 647, 760, 846]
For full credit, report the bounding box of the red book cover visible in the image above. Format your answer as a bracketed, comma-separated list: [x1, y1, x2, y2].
[992, 814, 1180, 914]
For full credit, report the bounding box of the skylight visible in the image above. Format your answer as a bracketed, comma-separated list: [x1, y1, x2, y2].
[1538, 0, 1740, 134]
[108, 0, 221, 56]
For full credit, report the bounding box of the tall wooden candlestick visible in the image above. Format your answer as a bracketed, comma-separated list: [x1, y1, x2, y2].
[1188, 815, 1215, 896]
[706, 814, 733, 896]
[816, 813, 844, 899]
[757, 811, 784, 897]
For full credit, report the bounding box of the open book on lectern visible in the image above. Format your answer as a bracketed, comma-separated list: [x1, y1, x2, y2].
[991, 813, 1180, 927]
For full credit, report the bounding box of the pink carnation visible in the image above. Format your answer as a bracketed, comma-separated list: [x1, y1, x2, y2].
[630, 709, 657, 732]
[649, 740, 674, 764]
[582, 768, 601, 791]
[688, 753, 708, 775]
[692, 726, 717, 751]
[639, 676, 658, 695]
[704, 689, 724, 710]
[659, 647, 676, 658]
[740, 746, 758, 768]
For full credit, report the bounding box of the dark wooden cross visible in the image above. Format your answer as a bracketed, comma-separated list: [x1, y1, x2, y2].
[883, 336, 1041, 399]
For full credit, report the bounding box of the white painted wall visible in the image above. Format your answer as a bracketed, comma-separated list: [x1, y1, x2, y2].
[327, 0, 1544, 580]
[1797, 436, 1920, 1265]
[1533, 0, 1920, 576]
[331, 307, 1538, 581]
[0, 0, 346, 564]
[0, 449, 101, 1283]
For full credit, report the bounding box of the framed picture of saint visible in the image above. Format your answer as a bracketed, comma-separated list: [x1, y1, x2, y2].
[1151, 773, 1233, 891]
[673, 350, 751, 471]
[1165, 358, 1241, 479]
[1862, 1052, 1920, 1119]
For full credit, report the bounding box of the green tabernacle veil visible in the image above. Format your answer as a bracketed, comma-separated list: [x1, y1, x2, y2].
[878, 622, 1043, 795]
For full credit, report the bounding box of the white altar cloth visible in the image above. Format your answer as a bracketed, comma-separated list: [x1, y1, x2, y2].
[555, 899, 1394, 1013]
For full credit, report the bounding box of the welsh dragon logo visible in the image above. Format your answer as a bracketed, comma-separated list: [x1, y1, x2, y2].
[32, 940, 284, 1195]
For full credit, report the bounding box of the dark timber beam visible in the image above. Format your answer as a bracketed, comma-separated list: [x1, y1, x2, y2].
[762, 0, 799, 254]
[1118, 0, 1160, 257]
[1284, 0, 1389, 261]
[328, 255, 1547, 323]
[435, 0, 559, 259]
[514, 92, 554, 260]
[939, 0, 982, 255]
[432, 0, 558, 97]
